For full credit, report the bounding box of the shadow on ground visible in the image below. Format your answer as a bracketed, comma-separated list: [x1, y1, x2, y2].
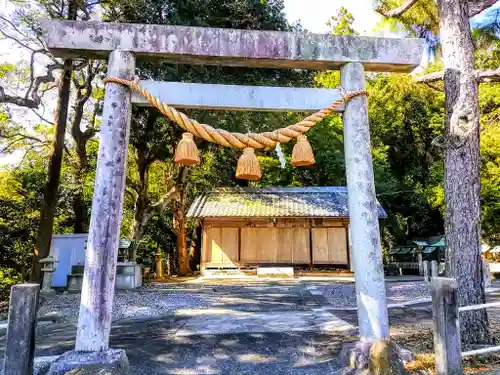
[30, 317, 346, 374]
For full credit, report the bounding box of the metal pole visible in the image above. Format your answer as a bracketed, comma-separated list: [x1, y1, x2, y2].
[341, 62, 389, 341]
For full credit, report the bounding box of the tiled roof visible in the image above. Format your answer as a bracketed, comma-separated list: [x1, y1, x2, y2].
[187, 187, 387, 219]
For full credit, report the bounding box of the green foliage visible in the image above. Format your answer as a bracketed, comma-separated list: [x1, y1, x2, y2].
[374, 0, 439, 37]
[327, 7, 357, 36]
[0, 268, 21, 302]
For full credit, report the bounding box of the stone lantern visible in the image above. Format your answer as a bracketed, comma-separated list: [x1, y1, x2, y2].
[40, 255, 57, 294]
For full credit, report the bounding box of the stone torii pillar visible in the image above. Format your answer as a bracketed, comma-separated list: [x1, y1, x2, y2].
[47, 50, 135, 374]
[341, 62, 389, 341]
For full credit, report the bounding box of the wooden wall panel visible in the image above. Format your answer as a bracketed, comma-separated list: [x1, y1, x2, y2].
[257, 228, 278, 263]
[312, 229, 329, 263]
[311, 228, 348, 264]
[328, 228, 348, 264]
[321, 219, 344, 227]
[221, 228, 239, 265]
[292, 228, 310, 263]
[204, 228, 223, 265]
[240, 228, 258, 263]
[277, 229, 294, 262]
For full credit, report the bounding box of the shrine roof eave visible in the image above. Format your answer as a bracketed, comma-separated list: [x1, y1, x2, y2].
[41, 20, 425, 73]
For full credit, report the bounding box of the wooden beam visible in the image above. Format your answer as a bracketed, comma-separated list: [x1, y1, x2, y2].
[132, 81, 344, 112]
[41, 20, 425, 73]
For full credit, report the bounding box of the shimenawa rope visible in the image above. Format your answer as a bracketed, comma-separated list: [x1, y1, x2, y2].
[103, 77, 368, 149]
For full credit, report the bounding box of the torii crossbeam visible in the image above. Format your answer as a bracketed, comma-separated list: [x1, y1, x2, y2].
[40, 19, 424, 373]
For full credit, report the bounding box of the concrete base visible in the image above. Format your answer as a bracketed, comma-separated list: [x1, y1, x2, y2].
[257, 267, 294, 278]
[46, 349, 128, 375]
[67, 274, 84, 292]
[40, 289, 57, 296]
[339, 340, 413, 375]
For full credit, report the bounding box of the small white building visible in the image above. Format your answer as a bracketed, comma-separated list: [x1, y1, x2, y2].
[49, 234, 141, 290]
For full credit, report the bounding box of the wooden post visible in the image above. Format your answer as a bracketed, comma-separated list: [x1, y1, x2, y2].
[2, 284, 39, 375]
[423, 261, 430, 283]
[75, 50, 135, 352]
[431, 260, 439, 279]
[431, 277, 463, 375]
[418, 253, 423, 275]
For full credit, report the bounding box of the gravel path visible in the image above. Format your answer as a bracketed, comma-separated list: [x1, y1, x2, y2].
[315, 282, 431, 308]
[39, 291, 217, 322]
[38, 280, 500, 323]
[314, 280, 500, 308]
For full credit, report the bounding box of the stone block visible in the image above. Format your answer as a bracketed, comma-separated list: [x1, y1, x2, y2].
[257, 267, 294, 278]
[46, 349, 128, 375]
[115, 263, 142, 289]
[67, 274, 83, 292]
[115, 274, 134, 290]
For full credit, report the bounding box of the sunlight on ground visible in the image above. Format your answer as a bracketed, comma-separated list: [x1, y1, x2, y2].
[236, 353, 278, 363]
[175, 308, 249, 317]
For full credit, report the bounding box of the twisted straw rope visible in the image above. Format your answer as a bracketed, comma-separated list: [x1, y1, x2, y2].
[103, 77, 368, 149]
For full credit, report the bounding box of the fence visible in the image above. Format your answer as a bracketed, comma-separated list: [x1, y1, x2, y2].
[431, 277, 500, 375]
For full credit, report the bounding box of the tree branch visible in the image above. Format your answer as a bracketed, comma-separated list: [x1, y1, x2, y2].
[468, 0, 497, 17]
[377, 0, 495, 18]
[1, 133, 46, 152]
[125, 187, 137, 202]
[126, 176, 141, 194]
[30, 109, 54, 125]
[376, 0, 420, 17]
[423, 82, 444, 92]
[476, 67, 500, 83]
[151, 186, 178, 212]
[417, 68, 500, 84]
[0, 87, 39, 108]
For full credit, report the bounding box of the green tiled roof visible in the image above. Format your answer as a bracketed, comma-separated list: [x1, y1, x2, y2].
[187, 187, 388, 219]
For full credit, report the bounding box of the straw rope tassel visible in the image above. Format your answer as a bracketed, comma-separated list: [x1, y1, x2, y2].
[236, 147, 261, 180]
[175, 132, 200, 165]
[292, 135, 315, 166]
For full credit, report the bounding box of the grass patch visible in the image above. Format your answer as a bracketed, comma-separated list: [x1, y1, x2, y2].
[396, 327, 500, 374]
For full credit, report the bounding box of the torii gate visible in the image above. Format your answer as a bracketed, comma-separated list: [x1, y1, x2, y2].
[41, 19, 424, 371]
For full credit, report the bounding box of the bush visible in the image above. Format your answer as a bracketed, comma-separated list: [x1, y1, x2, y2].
[0, 268, 22, 302]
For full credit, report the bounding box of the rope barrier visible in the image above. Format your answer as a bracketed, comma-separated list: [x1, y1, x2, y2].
[103, 77, 368, 149]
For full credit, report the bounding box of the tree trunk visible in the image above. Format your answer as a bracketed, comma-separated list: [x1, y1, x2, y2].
[176, 214, 189, 276]
[129, 204, 148, 261]
[73, 146, 89, 233]
[128, 148, 152, 261]
[438, 0, 490, 344]
[29, 58, 73, 283]
[174, 167, 190, 276]
[70, 63, 98, 233]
